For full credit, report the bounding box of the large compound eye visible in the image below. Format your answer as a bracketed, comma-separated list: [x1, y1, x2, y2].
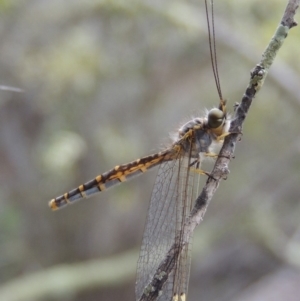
[208, 108, 225, 128]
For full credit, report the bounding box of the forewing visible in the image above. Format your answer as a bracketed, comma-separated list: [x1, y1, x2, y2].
[136, 147, 201, 301]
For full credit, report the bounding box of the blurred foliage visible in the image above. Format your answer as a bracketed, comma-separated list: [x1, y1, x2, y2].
[0, 0, 300, 301]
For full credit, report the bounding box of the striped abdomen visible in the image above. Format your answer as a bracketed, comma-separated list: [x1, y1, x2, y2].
[49, 149, 177, 210]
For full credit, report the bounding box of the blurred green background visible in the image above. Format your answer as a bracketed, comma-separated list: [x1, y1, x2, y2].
[1, 0, 300, 300]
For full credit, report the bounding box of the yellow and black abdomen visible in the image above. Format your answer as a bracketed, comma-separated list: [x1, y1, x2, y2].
[49, 149, 176, 210]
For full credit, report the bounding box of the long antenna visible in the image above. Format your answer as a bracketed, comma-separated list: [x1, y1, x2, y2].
[205, 0, 223, 101]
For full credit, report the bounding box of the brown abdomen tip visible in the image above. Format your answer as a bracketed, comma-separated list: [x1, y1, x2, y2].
[49, 199, 59, 211]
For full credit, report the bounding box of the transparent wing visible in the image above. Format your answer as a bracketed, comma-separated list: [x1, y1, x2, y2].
[136, 149, 201, 301]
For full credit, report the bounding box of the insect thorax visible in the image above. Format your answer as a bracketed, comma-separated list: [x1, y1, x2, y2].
[177, 117, 213, 157]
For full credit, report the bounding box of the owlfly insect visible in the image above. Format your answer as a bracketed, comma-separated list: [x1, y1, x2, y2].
[49, 1, 231, 300]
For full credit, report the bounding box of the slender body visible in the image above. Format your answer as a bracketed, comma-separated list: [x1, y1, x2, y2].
[49, 100, 229, 211]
